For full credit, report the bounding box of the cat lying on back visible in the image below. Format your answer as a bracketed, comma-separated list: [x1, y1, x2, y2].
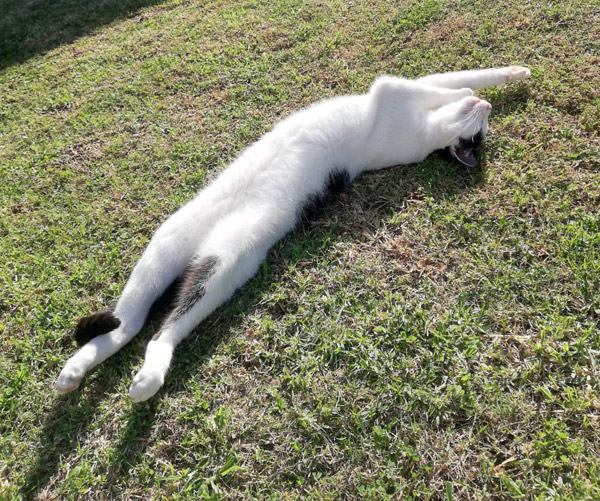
[57, 66, 531, 402]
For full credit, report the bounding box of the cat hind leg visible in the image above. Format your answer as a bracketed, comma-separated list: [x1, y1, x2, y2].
[56, 213, 201, 394]
[129, 211, 271, 402]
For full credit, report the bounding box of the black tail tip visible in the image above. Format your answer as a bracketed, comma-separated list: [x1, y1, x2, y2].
[74, 311, 121, 346]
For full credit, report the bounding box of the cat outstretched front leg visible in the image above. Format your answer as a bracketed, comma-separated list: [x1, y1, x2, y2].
[371, 76, 474, 109]
[129, 208, 273, 402]
[416, 66, 531, 90]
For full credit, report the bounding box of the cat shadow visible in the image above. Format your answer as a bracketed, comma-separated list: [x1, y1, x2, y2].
[158, 156, 487, 398]
[0, 0, 166, 70]
[19, 344, 140, 498]
[24, 156, 485, 496]
[482, 84, 531, 119]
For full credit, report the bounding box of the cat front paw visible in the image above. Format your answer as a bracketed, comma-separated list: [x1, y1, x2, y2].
[502, 66, 531, 82]
[129, 367, 164, 403]
[56, 364, 84, 393]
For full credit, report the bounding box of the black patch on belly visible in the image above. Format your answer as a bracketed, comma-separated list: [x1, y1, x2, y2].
[74, 311, 121, 346]
[148, 276, 182, 317]
[297, 169, 351, 224]
[154, 256, 219, 339]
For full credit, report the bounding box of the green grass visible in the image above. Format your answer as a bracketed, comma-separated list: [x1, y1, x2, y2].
[1, 0, 600, 498]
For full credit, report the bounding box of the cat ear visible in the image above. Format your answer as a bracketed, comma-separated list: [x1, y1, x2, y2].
[448, 144, 479, 168]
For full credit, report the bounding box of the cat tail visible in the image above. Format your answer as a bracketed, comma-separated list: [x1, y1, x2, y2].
[74, 311, 121, 346]
[72, 277, 185, 347]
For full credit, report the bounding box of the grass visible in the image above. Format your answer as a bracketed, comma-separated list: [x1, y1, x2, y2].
[1, 0, 599, 498]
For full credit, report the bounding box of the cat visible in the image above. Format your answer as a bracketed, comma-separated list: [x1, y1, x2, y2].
[56, 66, 531, 402]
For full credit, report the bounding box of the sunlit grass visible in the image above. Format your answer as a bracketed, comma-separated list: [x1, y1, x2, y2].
[1, 0, 599, 498]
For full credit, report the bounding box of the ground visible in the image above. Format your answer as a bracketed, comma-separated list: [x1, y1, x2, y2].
[1, 0, 599, 499]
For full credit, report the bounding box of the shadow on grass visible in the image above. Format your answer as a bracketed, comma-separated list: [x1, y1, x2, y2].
[21, 156, 485, 497]
[0, 0, 167, 70]
[19, 345, 139, 498]
[484, 84, 531, 119]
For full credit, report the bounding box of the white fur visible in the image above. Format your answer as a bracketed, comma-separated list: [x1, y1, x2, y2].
[56, 66, 530, 401]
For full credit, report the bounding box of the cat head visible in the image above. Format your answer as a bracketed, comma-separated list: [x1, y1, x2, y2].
[444, 97, 491, 168]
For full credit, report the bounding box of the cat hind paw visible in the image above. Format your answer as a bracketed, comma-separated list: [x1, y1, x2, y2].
[129, 368, 164, 403]
[56, 365, 84, 394]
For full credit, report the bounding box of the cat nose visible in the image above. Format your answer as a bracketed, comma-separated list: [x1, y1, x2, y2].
[486, 103, 492, 110]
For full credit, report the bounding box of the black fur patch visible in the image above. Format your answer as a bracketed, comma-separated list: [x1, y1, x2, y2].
[74, 311, 121, 346]
[458, 131, 484, 150]
[148, 276, 182, 316]
[154, 256, 219, 338]
[436, 131, 484, 167]
[297, 169, 351, 224]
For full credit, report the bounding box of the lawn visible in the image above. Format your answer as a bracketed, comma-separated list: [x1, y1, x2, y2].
[1, 0, 599, 498]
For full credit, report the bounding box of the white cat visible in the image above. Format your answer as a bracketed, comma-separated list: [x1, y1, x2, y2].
[56, 66, 530, 402]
